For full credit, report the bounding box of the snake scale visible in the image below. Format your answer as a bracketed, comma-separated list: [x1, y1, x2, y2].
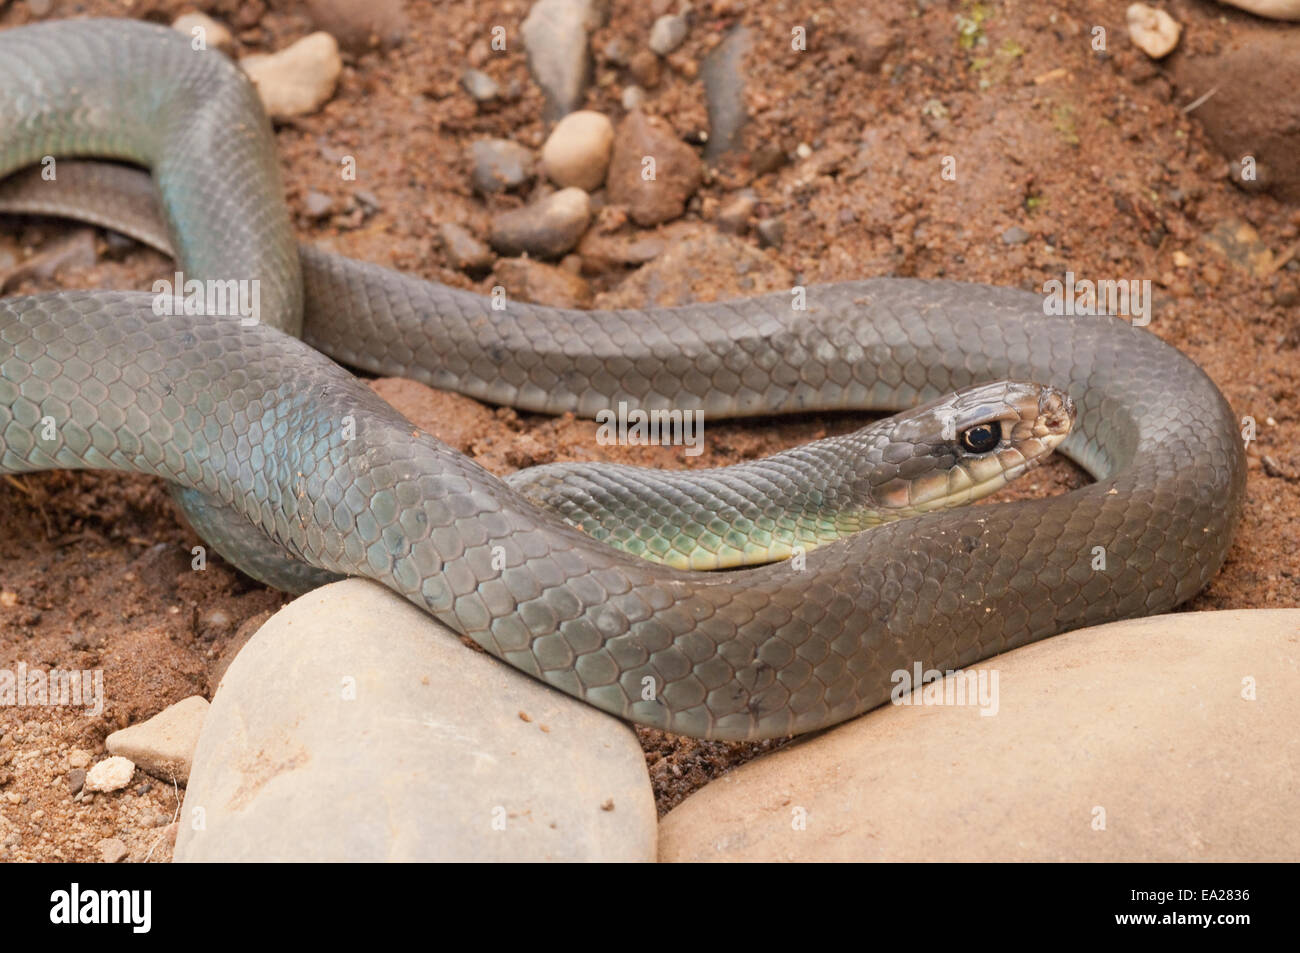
[0, 20, 1245, 740]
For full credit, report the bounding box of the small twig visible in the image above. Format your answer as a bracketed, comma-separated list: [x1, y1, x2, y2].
[2, 474, 32, 497]
[143, 773, 182, 864]
[1181, 86, 1219, 114]
[1262, 456, 1300, 483]
[1263, 242, 1298, 277]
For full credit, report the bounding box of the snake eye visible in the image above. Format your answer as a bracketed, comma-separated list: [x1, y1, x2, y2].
[960, 423, 1000, 454]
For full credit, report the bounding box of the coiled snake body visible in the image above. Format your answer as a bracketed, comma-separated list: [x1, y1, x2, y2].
[0, 21, 1245, 739]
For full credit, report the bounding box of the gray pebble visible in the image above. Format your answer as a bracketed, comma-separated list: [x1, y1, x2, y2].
[751, 144, 787, 176]
[622, 85, 646, 111]
[303, 190, 335, 219]
[470, 139, 536, 194]
[462, 69, 499, 103]
[438, 223, 495, 276]
[717, 190, 757, 233]
[198, 607, 233, 639]
[649, 14, 689, 56]
[1001, 225, 1030, 245]
[67, 768, 86, 795]
[354, 190, 382, 213]
[603, 37, 629, 67]
[490, 187, 591, 258]
[756, 217, 785, 248]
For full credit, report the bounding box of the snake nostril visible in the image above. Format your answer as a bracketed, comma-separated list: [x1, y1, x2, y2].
[1038, 390, 1075, 425]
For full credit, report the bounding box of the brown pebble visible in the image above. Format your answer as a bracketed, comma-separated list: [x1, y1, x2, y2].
[492, 257, 593, 309]
[607, 112, 703, 226]
[628, 49, 661, 89]
[716, 191, 757, 233]
[751, 144, 787, 176]
[438, 222, 495, 276]
[756, 217, 785, 248]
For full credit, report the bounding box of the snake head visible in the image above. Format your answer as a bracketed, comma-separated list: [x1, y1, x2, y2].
[865, 380, 1077, 514]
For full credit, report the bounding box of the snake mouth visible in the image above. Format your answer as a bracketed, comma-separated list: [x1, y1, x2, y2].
[1029, 389, 1076, 442]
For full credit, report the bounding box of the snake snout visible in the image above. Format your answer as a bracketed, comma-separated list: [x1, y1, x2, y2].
[1033, 387, 1076, 442]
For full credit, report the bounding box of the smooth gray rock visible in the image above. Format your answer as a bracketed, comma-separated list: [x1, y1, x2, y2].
[701, 26, 751, 161]
[470, 139, 536, 194]
[648, 14, 688, 56]
[462, 69, 500, 103]
[176, 579, 655, 861]
[521, 0, 602, 119]
[489, 187, 591, 258]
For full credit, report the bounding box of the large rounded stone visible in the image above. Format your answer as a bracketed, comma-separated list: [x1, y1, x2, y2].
[176, 579, 656, 861]
[660, 610, 1300, 862]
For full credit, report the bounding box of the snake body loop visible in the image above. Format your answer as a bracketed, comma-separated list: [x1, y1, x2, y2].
[0, 20, 1246, 740]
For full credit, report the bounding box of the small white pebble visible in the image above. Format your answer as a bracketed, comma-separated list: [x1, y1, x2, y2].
[1126, 3, 1181, 59]
[85, 756, 135, 794]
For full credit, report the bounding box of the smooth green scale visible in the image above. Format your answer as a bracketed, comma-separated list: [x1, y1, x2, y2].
[508, 446, 900, 570]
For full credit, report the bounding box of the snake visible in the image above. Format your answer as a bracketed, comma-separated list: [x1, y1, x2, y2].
[0, 19, 1246, 740]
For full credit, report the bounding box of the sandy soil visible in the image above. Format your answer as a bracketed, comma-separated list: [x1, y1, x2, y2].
[0, 0, 1297, 861]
